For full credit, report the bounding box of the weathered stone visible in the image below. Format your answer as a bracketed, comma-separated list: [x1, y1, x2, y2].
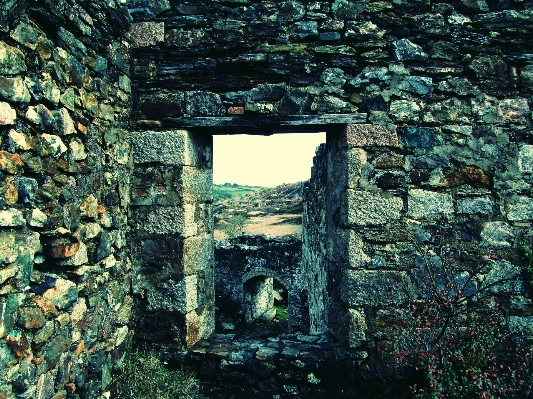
[0, 101, 16, 125]
[80, 195, 99, 219]
[0, 76, 30, 103]
[469, 55, 507, 77]
[506, 196, 533, 221]
[0, 41, 26, 74]
[456, 197, 494, 214]
[484, 260, 523, 294]
[345, 21, 385, 42]
[130, 22, 165, 47]
[6, 329, 29, 358]
[147, 276, 198, 313]
[0, 151, 24, 174]
[39, 134, 67, 158]
[17, 306, 45, 329]
[8, 129, 30, 151]
[341, 190, 403, 226]
[389, 100, 421, 122]
[403, 128, 437, 149]
[398, 76, 433, 95]
[53, 108, 76, 135]
[342, 270, 411, 306]
[9, 21, 41, 50]
[342, 124, 398, 147]
[520, 65, 533, 90]
[183, 234, 213, 275]
[372, 153, 404, 169]
[424, 97, 470, 124]
[518, 145, 533, 173]
[480, 221, 514, 249]
[498, 98, 530, 124]
[293, 21, 318, 39]
[69, 139, 87, 161]
[408, 189, 453, 220]
[29, 208, 48, 228]
[132, 130, 207, 167]
[332, 0, 365, 19]
[392, 39, 428, 62]
[0, 208, 25, 227]
[347, 66, 389, 89]
[42, 279, 78, 310]
[42, 334, 69, 370]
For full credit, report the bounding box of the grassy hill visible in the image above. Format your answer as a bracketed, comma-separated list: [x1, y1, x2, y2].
[213, 182, 304, 241]
[213, 184, 264, 201]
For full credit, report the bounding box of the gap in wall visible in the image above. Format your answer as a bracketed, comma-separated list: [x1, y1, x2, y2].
[212, 132, 325, 337]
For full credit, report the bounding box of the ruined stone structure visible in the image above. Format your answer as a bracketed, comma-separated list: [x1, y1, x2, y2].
[215, 235, 305, 331]
[1, 0, 533, 397]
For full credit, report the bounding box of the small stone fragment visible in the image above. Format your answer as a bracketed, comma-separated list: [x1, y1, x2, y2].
[0, 208, 26, 226]
[0, 101, 16, 125]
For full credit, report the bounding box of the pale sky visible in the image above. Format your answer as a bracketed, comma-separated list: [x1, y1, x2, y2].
[213, 133, 326, 187]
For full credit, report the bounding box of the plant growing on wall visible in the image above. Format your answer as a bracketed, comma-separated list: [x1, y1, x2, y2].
[392, 232, 533, 399]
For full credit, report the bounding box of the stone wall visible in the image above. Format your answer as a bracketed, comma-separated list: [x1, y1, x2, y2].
[127, 0, 533, 386]
[302, 144, 328, 334]
[215, 235, 305, 332]
[130, 129, 215, 349]
[0, 1, 133, 398]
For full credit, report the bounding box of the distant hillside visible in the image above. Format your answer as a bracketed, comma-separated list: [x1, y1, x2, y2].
[213, 182, 304, 241]
[213, 184, 263, 201]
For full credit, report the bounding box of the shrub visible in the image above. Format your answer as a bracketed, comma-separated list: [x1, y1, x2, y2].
[113, 349, 205, 399]
[392, 243, 533, 399]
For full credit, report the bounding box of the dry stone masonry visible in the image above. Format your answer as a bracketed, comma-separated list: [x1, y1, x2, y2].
[1, 0, 533, 397]
[0, 1, 133, 398]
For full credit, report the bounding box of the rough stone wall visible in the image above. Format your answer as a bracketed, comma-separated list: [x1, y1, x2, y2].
[130, 129, 215, 349]
[302, 144, 328, 334]
[128, 0, 533, 381]
[0, 1, 133, 398]
[215, 235, 305, 332]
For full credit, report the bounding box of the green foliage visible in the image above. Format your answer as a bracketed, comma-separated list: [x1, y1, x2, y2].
[274, 305, 288, 322]
[113, 349, 205, 399]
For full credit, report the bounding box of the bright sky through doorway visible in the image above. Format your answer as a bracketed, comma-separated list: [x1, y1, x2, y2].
[213, 133, 326, 187]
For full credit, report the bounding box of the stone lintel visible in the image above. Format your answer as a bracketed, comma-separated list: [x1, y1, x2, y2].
[162, 113, 368, 132]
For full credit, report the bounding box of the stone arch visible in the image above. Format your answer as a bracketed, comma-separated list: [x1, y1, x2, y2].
[242, 268, 289, 291]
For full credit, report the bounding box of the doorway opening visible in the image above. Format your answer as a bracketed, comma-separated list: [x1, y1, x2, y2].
[212, 132, 325, 337]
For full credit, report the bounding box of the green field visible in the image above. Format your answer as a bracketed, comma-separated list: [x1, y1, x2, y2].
[213, 184, 264, 201]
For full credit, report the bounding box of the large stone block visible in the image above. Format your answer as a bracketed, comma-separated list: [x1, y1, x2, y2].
[456, 197, 494, 214]
[480, 221, 514, 249]
[134, 205, 198, 237]
[132, 130, 205, 167]
[329, 305, 368, 348]
[341, 190, 403, 226]
[341, 270, 411, 306]
[342, 124, 398, 147]
[147, 276, 198, 313]
[329, 229, 370, 268]
[180, 166, 213, 204]
[183, 234, 214, 275]
[407, 189, 453, 220]
[331, 148, 367, 189]
[506, 196, 533, 221]
[185, 304, 214, 348]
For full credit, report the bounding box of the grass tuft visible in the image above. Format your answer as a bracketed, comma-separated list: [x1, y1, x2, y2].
[113, 349, 205, 399]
